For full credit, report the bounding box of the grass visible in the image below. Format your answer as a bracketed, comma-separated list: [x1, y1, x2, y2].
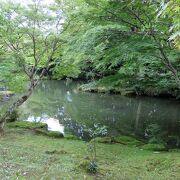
[93, 136, 144, 146]
[142, 143, 167, 151]
[7, 121, 47, 129]
[0, 127, 179, 179]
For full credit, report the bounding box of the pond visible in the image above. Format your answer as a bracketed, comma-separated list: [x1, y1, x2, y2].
[19, 80, 180, 141]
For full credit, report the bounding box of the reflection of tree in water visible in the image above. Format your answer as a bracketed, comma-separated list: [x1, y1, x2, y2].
[19, 80, 180, 140]
[56, 106, 87, 139]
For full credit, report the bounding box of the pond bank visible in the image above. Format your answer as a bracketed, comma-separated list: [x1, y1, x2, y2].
[7, 120, 180, 150]
[18, 80, 180, 146]
[78, 77, 180, 98]
[0, 127, 179, 179]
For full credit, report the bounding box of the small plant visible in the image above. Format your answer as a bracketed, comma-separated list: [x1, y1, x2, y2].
[87, 161, 98, 174]
[86, 124, 107, 173]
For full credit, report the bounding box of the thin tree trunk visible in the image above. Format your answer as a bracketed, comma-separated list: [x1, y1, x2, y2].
[0, 87, 33, 132]
[151, 32, 180, 88]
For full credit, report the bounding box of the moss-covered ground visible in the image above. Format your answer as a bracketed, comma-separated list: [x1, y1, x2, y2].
[0, 127, 179, 180]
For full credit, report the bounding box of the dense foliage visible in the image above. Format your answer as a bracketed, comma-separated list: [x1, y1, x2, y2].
[0, 0, 179, 123]
[55, 0, 180, 96]
[0, 0, 62, 122]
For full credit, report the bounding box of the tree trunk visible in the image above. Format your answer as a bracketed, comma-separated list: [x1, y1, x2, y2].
[0, 88, 33, 132]
[0, 122, 5, 135]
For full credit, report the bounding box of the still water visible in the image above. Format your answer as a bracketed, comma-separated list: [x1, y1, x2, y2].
[19, 80, 180, 139]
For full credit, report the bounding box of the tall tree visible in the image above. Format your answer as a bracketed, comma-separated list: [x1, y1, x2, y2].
[0, 0, 64, 130]
[56, 0, 180, 94]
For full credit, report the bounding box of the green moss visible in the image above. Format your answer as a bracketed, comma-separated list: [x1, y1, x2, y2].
[34, 129, 64, 138]
[7, 122, 64, 138]
[93, 137, 112, 143]
[46, 131, 64, 138]
[7, 121, 47, 129]
[93, 136, 144, 146]
[0, 128, 179, 179]
[142, 144, 167, 151]
[64, 134, 79, 140]
[114, 136, 144, 146]
[45, 149, 67, 155]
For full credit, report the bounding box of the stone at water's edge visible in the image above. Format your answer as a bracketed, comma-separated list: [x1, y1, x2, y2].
[78, 82, 137, 96]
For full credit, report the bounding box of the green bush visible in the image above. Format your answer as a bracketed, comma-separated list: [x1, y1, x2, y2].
[87, 161, 98, 174]
[78, 160, 98, 174]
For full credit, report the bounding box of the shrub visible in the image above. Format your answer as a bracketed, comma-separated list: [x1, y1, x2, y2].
[87, 161, 98, 174]
[86, 124, 108, 174]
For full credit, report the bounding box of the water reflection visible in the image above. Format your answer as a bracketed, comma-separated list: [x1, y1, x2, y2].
[19, 80, 180, 139]
[27, 115, 64, 134]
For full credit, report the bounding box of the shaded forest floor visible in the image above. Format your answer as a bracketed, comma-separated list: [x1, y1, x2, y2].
[0, 127, 180, 180]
